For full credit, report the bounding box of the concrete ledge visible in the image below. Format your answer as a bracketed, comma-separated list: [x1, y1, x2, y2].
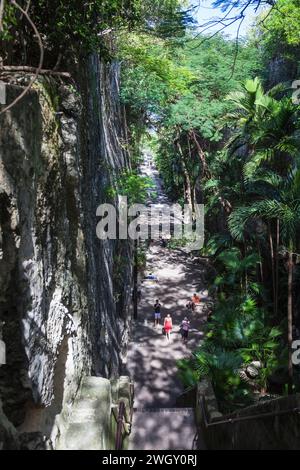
[196, 379, 300, 450]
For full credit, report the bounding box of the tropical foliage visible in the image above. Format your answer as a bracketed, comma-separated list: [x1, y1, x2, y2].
[2, 0, 300, 411]
[0, 0, 190, 66]
[120, 2, 300, 408]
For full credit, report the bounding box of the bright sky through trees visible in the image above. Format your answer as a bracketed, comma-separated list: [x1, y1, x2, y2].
[192, 0, 261, 38]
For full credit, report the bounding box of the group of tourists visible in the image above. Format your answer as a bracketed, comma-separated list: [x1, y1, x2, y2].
[153, 294, 201, 343]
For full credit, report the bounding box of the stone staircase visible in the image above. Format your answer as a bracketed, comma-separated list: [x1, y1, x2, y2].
[126, 152, 206, 451]
[129, 407, 200, 450]
[55, 376, 133, 450]
[63, 377, 112, 450]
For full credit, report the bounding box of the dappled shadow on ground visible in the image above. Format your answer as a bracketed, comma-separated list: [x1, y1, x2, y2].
[128, 409, 198, 450]
[126, 243, 208, 408]
[127, 155, 209, 449]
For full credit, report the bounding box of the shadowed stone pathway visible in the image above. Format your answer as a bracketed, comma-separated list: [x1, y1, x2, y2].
[127, 243, 207, 408]
[126, 152, 208, 450]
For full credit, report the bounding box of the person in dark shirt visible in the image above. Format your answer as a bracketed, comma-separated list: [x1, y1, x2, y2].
[154, 299, 161, 327]
[180, 317, 190, 343]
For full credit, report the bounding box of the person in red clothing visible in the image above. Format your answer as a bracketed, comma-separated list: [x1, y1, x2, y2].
[163, 314, 173, 341]
[191, 293, 201, 311]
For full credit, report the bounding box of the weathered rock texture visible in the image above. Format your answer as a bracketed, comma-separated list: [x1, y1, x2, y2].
[57, 375, 133, 450]
[0, 55, 133, 448]
[0, 398, 19, 449]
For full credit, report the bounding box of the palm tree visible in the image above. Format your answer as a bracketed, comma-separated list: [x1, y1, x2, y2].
[228, 175, 300, 391]
[224, 78, 300, 391]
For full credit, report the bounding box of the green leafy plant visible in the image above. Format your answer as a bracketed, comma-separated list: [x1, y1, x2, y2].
[178, 344, 253, 411]
[117, 170, 154, 205]
[240, 327, 282, 394]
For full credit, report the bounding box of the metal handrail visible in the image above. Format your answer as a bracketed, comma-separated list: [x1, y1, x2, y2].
[129, 382, 134, 422]
[200, 395, 300, 428]
[113, 399, 132, 450]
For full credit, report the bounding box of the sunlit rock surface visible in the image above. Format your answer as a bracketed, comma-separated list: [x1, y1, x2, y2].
[0, 57, 133, 448]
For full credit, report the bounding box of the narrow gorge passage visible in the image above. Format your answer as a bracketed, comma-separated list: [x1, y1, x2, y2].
[2, 0, 300, 453]
[126, 154, 208, 450]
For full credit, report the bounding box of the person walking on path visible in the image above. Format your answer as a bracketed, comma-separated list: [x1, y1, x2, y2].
[154, 299, 161, 327]
[163, 314, 173, 341]
[192, 293, 201, 311]
[180, 317, 190, 344]
[145, 272, 159, 283]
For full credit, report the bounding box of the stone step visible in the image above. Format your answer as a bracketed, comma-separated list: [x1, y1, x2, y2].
[62, 376, 112, 450]
[72, 397, 99, 410]
[129, 407, 198, 450]
[133, 407, 194, 413]
[64, 422, 106, 450]
[79, 376, 110, 399]
[69, 407, 100, 424]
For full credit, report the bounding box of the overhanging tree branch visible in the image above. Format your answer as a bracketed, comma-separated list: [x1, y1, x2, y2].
[0, 65, 70, 77]
[0, 0, 5, 32]
[0, 0, 44, 114]
[228, 13, 246, 79]
[189, 0, 277, 49]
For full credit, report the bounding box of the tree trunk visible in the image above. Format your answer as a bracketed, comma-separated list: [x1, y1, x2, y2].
[133, 240, 138, 320]
[188, 129, 208, 176]
[175, 137, 193, 208]
[256, 237, 264, 285]
[182, 158, 193, 208]
[275, 218, 280, 318]
[242, 243, 248, 294]
[268, 222, 276, 315]
[287, 250, 293, 393]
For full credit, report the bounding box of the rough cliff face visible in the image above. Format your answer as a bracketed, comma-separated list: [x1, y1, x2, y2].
[267, 56, 298, 88]
[0, 55, 133, 447]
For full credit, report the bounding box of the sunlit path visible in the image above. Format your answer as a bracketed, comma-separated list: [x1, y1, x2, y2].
[126, 153, 208, 449]
[129, 408, 197, 450]
[127, 243, 206, 408]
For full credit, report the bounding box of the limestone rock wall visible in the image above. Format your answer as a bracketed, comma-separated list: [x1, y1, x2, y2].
[78, 56, 132, 379]
[0, 57, 133, 447]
